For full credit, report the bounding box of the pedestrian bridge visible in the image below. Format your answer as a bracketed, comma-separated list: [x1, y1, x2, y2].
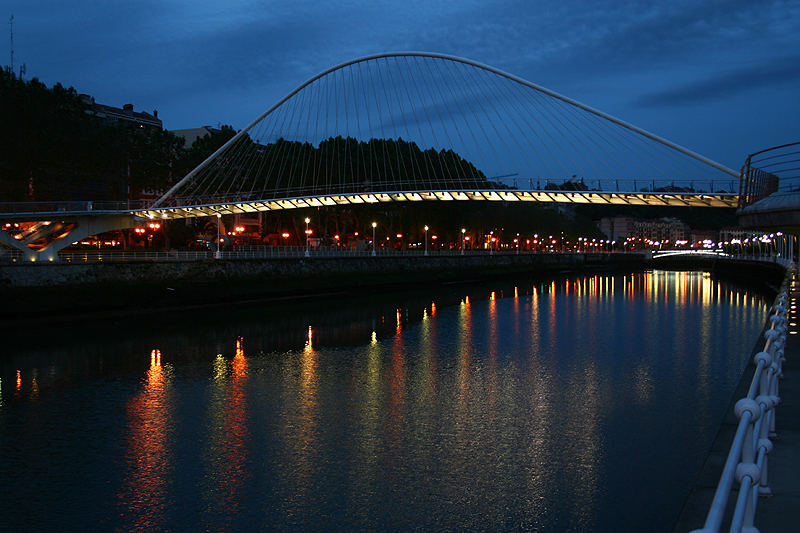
[0, 52, 771, 260]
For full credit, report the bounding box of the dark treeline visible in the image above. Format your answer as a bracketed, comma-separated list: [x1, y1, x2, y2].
[0, 70, 235, 202]
[188, 134, 491, 201]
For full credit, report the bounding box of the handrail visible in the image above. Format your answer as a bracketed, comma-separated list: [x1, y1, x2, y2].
[691, 265, 793, 532]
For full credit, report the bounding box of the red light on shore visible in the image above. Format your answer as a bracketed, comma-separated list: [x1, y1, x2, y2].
[304, 229, 313, 235]
[396, 233, 403, 239]
[334, 234, 340, 240]
[431, 235, 438, 240]
[464, 236, 470, 241]
[282, 232, 290, 238]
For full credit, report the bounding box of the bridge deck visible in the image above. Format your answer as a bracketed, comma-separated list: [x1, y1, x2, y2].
[137, 189, 738, 220]
[0, 190, 739, 222]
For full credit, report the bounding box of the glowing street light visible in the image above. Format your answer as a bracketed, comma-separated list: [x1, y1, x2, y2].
[304, 217, 310, 257]
[461, 228, 466, 255]
[215, 213, 222, 259]
[371, 222, 377, 256]
[424, 225, 429, 256]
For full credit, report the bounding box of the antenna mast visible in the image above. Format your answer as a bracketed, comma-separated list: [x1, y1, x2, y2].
[8, 14, 13, 73]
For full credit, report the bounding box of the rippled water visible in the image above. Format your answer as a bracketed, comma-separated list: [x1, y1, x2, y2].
[0, 270, 770, 531]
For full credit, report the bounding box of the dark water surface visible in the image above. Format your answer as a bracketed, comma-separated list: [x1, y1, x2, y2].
[0, 270, 770, 531]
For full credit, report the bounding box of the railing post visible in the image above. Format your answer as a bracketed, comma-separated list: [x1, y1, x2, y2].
[734, 397, 760, 532]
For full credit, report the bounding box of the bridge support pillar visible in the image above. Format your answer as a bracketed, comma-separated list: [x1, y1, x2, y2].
[0, 214, 138, 262]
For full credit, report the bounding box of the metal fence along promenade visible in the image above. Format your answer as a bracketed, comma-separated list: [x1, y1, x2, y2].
[1, 246, 567, 263]
[690, 265, 795, 532]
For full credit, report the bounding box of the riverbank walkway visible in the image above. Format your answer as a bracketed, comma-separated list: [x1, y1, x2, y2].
[675, 266, 799, 531]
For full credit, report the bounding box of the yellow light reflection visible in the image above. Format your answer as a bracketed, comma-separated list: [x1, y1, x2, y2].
[633, 364, 653, 404]
[213, 354, 227, 382]
[388, 313, 407, 435]
[203, 338, 251, 528]
[357, 317, 384, 496]
[30, 369, 39, 400]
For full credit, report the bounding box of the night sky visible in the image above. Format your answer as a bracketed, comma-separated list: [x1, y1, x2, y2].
[5, 0, 799, 169]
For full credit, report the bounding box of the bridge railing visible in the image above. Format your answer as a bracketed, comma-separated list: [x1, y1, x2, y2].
[51, 247, 570, 262]
[158, 179, 739, 209]
[0, 200, 152, 215]
[0, 246, 637, 263]
[691, 271, 792, 532]
[739, 142, 800, 208]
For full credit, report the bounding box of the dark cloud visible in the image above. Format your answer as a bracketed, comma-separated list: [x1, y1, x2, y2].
[5, 0, 799, 164]
[637, 55, 800, 107]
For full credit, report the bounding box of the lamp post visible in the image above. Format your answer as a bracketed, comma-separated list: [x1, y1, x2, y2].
[461, 228, 466, 255]
[371, 222, 377, 256]
[215, 213, 221, 259]
[304, 217, 310, 257]
[424, 225, 429, 256]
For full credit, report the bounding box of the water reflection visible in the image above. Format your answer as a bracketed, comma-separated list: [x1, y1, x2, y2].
[117, 349, 173, 530]
[0, 270, 775, 532]
[280, 325, 320, 523]
[202, 337, 250, 528]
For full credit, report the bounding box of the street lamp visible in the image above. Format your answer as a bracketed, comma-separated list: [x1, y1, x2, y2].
[215, 213, 222, 259]
[424, 225, 429, 256]
[304, 217, 310, 257]
[371, 222, 377, 256]
[461, 228, 466, 255]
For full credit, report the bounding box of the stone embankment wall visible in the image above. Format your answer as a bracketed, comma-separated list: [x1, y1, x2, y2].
[0, 252, 646, 289]
[0, 252, 788, 323]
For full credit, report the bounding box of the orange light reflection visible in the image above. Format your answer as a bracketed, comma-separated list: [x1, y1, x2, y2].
[117, 349, 171, 530]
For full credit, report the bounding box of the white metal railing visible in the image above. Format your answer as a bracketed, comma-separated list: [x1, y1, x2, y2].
[652, 250, 796, 269]
[0, 246, 628, 263]
[691, 267, 794, 532]
[52, 247, 544, 262]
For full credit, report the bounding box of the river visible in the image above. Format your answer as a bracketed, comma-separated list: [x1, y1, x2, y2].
[0, 269, 770, 531]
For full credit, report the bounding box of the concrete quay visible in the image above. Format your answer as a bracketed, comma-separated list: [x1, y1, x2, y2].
[674, 266, 799, 532]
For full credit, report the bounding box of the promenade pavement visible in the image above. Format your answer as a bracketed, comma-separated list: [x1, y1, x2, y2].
[674, 267, 798, 532]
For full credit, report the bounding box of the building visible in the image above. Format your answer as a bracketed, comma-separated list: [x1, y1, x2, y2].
[599, 215, 690, 244]
[80, 95, 162, 130]
[172, 126, 222, 148]
[598, 215, 631, 242]
[631, 217, 690, 244]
